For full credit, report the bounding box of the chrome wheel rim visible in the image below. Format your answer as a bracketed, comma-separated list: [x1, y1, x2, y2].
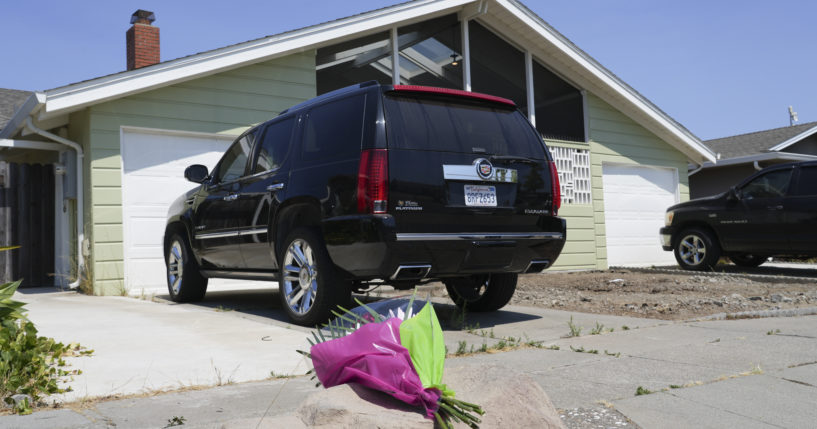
[679, 234, 706, 266]
[282, 238, 318, 315]
[168, 240, 184, 294]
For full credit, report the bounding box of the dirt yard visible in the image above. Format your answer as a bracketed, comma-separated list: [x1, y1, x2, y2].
[508, 266, 817, 320]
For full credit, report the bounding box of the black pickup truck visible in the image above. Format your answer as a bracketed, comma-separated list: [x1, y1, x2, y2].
[660, 161, 817, 270]
[164, 82, 567, 325]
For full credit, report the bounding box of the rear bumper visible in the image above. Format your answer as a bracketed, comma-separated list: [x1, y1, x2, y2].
[323, 214, 566, 280]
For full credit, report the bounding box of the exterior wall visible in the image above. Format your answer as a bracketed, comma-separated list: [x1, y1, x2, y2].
[689, 164, 756, 199]
[84, 52, 316, 294]
[783, 134, 817, 155]
[584, 94, 690, 269]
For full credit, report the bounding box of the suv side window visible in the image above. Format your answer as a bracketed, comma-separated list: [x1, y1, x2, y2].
[740, 169, 792, 199]
[301, 94, 366, 164]
[216, 131, 256, 183]
[792, 166, 817, 196]
[254, 117, 295, 174]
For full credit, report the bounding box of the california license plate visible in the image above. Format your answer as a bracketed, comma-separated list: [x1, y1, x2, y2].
[464, 185, 497, 207]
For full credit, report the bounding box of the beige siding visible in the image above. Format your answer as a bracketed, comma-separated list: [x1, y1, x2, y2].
[84, 52, 316, 294]
[587, 94, 689, 269]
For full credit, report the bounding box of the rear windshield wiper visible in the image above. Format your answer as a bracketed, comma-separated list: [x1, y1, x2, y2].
[490, 155, 540, 165]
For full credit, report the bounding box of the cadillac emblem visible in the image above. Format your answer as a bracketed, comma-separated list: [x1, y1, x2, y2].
[475, 158, 493, 180]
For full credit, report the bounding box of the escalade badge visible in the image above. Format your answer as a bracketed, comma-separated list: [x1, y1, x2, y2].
[475, 158, 493, 180]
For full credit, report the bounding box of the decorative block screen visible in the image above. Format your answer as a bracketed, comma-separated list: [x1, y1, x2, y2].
[549, 146, 592, 205]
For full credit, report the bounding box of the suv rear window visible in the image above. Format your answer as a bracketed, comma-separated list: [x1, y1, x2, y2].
[383, 94, 545, 158]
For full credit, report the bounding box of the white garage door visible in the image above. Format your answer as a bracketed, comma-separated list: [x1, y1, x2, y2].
[602, 164, 678, 267]
[121, 129, 235, 292]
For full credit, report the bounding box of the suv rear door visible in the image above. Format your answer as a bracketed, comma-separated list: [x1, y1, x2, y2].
[382, 91, 555, 235]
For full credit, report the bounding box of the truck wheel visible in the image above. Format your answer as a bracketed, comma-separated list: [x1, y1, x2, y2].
[674, 228, 720, 271]
[443, 273, 518, 312]
[165, 233, 208, 302]
[730, 254, 767, 268]
[278, 227, 349, 326]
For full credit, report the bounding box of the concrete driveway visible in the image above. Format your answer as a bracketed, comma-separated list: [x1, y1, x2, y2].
[4, 284, 817, 428]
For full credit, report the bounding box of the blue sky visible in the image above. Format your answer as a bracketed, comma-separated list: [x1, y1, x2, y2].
[1, 0, 814, 140]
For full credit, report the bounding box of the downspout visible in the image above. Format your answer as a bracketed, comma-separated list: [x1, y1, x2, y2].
[24, 117, 84, 289]
[753, 161, 763, 171]
[688, 162, 704, 176]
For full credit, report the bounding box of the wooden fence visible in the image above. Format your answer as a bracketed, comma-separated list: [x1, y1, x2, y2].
[0, 161, 55, 287]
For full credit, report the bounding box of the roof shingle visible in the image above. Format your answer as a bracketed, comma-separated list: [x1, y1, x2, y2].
[0, 88, 32, 131]
[704, 121, 817, 159]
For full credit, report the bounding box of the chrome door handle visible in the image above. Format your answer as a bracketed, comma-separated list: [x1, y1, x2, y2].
[267, 183, 285, 192]
[223, 194, 238, 201]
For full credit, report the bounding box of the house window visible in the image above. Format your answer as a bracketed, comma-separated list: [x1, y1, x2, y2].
[533, 61, 585, 142]
[316, 31, 392, 94]
[469, 21, 527, 111]
[397, 14, 462, 89]
[549, 146, 591, 205]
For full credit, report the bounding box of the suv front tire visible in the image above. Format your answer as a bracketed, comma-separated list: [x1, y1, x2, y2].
[165, 233, 208, 302]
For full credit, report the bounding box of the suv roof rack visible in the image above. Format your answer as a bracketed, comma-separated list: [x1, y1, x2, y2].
[390, 85, 516, 107]
[280, 81, 378, 115]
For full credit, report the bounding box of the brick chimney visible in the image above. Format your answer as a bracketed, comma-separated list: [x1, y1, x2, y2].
[126, 10, 159, 71]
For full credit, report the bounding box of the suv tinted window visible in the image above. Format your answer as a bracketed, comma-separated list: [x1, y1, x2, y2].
[383, 94, 545, 158]
[740, 169, 792, 199]
[254, 117, 295, 174]
[217, 131, 256, 183]
[302, 94, 366, 163]
[793, 166, 817, 196]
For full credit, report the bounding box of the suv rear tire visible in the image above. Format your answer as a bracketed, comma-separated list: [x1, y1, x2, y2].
[278, 227, 349, 326]
[730, 253, 767, 268]
[444, 273, 518, 312]
[674, 228, 721, 271]
[165, 233, 208, 302]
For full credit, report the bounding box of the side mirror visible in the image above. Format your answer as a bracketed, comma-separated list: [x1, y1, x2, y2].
[184, 164, 209, 184]
[726, 186, 739, 202]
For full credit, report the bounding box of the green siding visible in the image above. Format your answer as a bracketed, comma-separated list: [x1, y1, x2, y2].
[586, 94, 689, 269]
[84, 52, 316, 293]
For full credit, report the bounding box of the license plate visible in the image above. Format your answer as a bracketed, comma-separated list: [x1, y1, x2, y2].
[464, 185, 497, 207]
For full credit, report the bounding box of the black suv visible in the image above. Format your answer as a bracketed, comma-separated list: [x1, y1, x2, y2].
[164, 82, 566, 325]
[660, 161, 817, 270]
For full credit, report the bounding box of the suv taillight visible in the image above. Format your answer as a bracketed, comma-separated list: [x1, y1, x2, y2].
[357, 149, 389, 214]
[548, 161, 561, 216]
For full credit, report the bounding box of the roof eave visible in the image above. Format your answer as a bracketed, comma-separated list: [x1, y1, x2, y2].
[695, 152, 817, 170]
[40, 0, 475, 120]
[0, 92, 46, 139]
[768, 124, 817, 152]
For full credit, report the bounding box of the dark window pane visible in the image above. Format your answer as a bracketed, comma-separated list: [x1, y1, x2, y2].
[316, 32, 392, 95]
[302, 95, 366, 162]
[217, 131, 255, 183]
[398, 14, 462, 89]
[533, 61, 585, 142]
[254, 117, 295, 174]
[469, 21, 526, 111]
[793, 166, 817, 196]
[384, 94, 544, 158]
[740, 169, 792, 199]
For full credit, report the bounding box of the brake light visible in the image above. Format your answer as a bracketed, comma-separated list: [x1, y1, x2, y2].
[548, 161, 561, 216]
[357, 149, 389, 214]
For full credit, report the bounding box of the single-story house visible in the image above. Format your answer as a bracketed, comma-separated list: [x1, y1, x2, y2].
[0, 0, 715, 293]
[690, 121, 817, 198]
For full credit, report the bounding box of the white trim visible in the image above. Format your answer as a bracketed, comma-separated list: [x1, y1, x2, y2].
[0, 93, 45, 139]
[498, 0, 715, 164]
[0, 138, 65, 152]
[391, 27, 400, 85]
[525, 50, 535, 126]
[768, 124, 817, 152]
[462, 18, 472, 91]
[40, 0, 474, 119]
[581, 90, 590, 143]
[690, 151, 817, 174]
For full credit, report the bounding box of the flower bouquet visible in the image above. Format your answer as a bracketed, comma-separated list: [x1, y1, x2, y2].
[298, 296, 484, 428]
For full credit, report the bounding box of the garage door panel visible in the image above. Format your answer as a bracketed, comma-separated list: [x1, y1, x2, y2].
[602, 164, 678, 267]
[122, 130, 234, 290]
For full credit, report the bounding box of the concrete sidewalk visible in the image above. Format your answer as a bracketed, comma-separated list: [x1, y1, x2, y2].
[3, 287, 816, 428]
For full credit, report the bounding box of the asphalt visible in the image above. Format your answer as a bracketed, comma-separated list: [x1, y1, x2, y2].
[3, 282, 816, 428]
